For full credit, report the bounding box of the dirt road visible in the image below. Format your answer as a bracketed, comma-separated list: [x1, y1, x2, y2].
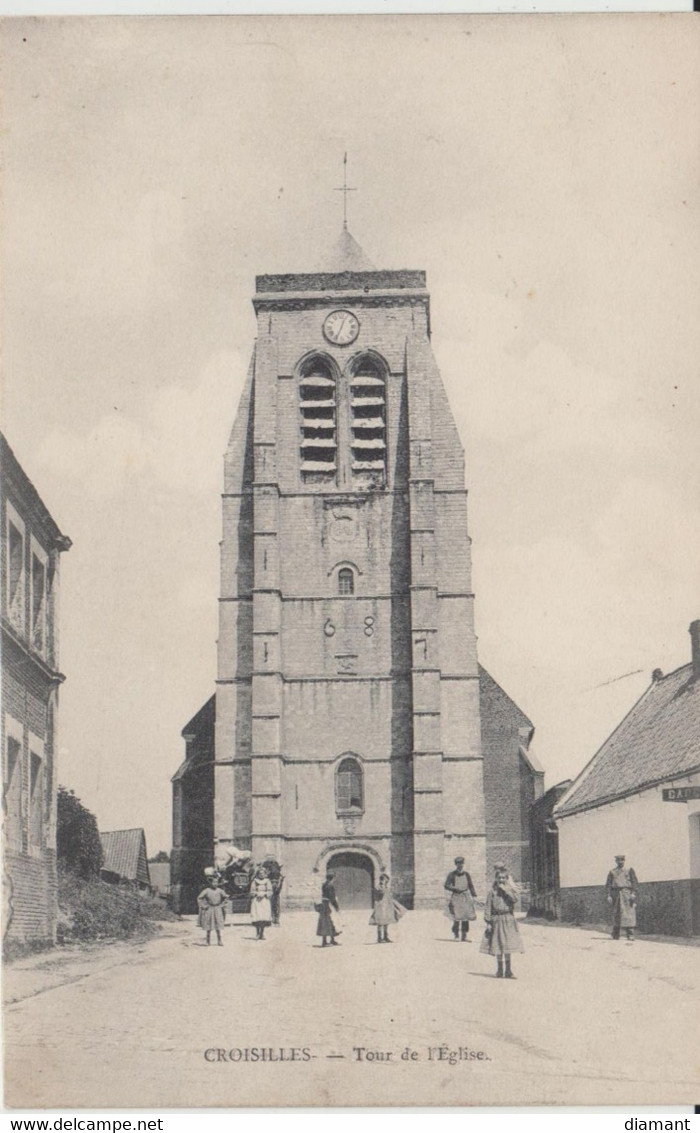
[4, 912, 698, 1108]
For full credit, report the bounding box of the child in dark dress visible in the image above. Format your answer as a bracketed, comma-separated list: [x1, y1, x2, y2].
[316, 871, 341, 946]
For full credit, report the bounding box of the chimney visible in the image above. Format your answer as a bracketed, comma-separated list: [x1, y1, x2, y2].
[690, 620, 700, 682]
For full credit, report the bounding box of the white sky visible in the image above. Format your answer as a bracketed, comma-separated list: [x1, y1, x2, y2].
[2, 15, 699, 855]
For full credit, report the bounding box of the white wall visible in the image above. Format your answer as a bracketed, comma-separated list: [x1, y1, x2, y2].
[557, 772, 700, 887]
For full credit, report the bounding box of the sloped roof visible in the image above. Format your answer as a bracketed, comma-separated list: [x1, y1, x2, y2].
[100, 828, 151, 886]
[173, 694, 216, 782]
[1, 433, 72, 551]
[181, 693, 215, 739]
[479, 665, 534, 734]
[519, 743, 544, 775]
[555, 663, 700, 818]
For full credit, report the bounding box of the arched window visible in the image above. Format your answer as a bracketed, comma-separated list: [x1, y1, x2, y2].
[338, 567, 354, 595]
[335, 756, 364, 814]
[298, 355, 337, 483]
[348, 356, 386, 486]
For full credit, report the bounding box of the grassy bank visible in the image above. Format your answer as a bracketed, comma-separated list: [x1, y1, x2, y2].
[4, 869, 180, 961]
[57, 869, 179, 945]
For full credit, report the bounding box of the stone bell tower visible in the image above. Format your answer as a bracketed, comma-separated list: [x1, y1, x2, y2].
[212, 226, 487, 908]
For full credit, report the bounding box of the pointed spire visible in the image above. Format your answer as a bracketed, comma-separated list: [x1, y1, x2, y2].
[311, 155, 377, 273]
[323, 226, 376, 272]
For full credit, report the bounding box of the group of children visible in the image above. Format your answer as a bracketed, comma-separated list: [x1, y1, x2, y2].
[198, 860, 524, 978]
[315, 870, 406, 947]
[197, 863, 279, 945]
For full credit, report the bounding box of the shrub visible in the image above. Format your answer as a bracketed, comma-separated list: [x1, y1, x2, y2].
[57, 868, 178, 944]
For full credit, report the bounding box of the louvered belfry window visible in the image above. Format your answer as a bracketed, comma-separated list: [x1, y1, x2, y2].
[349, 357, 386, 486]
[336, 756, 364, 814]
[299, 356, 337, 483]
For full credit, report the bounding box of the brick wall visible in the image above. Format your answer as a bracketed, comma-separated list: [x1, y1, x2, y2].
[4, 847, 57, 945]
[255, 269, 427, 294]
[480, 666, 540, 888]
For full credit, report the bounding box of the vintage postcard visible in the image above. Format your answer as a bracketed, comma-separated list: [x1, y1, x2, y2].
[1, 13, 699, 1110]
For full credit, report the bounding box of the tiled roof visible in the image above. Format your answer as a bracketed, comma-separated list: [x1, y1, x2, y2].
[181, 694, 215, 740]
[479, 665, 534, 732]
[555, 664, 700, 817]
[100, 828, 150, 886]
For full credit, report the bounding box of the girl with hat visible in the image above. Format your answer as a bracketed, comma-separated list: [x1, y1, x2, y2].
[197, 875, 226, 946]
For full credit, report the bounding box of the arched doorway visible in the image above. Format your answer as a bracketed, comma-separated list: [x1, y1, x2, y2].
[327, 851, 374, 909]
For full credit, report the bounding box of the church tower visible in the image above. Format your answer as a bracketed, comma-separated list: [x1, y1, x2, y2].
[213, 228, 487, 908]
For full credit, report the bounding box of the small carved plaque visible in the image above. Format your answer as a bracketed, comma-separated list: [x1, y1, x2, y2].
[330, 514, 354, 544]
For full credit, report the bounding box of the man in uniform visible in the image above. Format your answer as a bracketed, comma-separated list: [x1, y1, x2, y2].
[605, 854, 639, 941]
[444, 856, 478, 941]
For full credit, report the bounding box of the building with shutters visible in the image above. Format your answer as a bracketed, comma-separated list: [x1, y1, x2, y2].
[1, 434, 71, 948]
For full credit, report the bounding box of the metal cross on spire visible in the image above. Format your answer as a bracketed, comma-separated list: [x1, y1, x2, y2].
[334, 152, 357, 231]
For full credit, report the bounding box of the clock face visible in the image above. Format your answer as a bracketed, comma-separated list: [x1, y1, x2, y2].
[323, 309, 360, 346]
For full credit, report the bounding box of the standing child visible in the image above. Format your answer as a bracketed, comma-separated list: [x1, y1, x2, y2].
[370, 872, 404, 944]
[249, 865, 273, 941]
[268, 863, 285, 926]
[197, 877, 226, 947]
[316, 870, 341, 946]
[480, 864, 523, 978]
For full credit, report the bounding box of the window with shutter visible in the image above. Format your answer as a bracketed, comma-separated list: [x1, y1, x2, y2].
[29, 751, 43, 850]
[7, 518, 25, 635]
[336, 756, 363, 814]
[4, 736, 23, 851]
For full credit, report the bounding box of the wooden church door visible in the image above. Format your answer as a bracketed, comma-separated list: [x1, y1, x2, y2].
[327, 852, 374, 909]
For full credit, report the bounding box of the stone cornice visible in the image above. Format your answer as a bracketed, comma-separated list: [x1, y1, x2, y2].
[1, 618, 65, 684]
[253, 291, 429, 315]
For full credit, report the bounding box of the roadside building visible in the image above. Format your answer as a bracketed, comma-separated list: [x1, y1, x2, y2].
[529, 780, 571, 919]
[2, 434, 71, 949]
[100, 828, 151, 893]
[554, 621, 700, 936]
